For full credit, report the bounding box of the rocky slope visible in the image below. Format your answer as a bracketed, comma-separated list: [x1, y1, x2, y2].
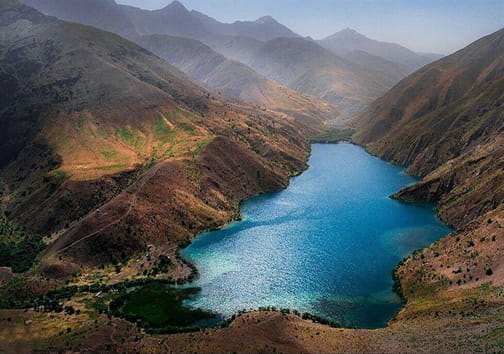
[0, 0, 314, 281]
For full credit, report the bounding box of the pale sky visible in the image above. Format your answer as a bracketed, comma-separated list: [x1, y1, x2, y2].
[115, 0, 504, 54]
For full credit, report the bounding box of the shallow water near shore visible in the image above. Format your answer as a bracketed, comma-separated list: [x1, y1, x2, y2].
[182, 143, 452, 328]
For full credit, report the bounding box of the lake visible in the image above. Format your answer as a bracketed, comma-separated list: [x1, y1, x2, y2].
[182, 143, 451, 328]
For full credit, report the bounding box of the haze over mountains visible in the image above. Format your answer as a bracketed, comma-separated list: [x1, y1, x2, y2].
[135, 34, 338, 125]
[319, 28, 444, 73]
[19, 0, 443, 121]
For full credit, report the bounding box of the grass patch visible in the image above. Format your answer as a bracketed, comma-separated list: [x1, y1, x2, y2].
[110, 282, 215, 332]
[77, 114, 86, 129]
[154, 117, 177, 145]
[48, 169, 69, 180]
[97, 164, 127, 172]
[115, 126, 135, 145]
[192, 137, 212, 157]
[100, 148, 120, 161]
[311, 128, 354, 143]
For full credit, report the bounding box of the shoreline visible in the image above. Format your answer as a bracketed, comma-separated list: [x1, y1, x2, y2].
[173, 141, 452, 331]
[0, 140, 452, 334]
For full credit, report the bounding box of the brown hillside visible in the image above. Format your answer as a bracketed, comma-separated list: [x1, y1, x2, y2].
[0, 0, 313, 277]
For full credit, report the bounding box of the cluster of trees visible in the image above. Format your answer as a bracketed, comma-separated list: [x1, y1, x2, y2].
[0, 212, 45, 273]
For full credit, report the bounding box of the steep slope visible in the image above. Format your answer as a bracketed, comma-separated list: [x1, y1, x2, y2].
[0, 0, 313, 277]
[135, 34, 338, 125]
[354, 27, 504, 179]
[319, 28, 442, 72]
[20, 0, 137, 38]
[354, 28, 504, 325]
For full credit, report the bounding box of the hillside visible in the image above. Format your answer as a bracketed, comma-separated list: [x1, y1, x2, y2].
[353, 28, 504, 340]
[136, 34, 338, 125]
[0, 0, 314, 280]
[354, 28, 504, 179]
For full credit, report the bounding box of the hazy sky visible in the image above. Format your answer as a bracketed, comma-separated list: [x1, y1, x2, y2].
[115, 0, 504, 54]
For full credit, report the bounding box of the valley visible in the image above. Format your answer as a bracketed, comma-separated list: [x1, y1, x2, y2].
[0, 0, 503, 353]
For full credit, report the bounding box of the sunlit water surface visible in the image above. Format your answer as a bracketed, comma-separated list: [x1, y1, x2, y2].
[182, 143, 451, 328]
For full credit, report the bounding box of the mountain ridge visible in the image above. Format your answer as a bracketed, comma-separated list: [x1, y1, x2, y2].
[319, 27, 444, 72]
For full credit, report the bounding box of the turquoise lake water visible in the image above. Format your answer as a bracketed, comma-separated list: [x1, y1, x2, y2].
[182, 143, 452, 328]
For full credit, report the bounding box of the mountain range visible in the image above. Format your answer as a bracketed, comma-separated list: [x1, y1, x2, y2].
[19, 0, 442, 121]
[135, 34, 339, 125]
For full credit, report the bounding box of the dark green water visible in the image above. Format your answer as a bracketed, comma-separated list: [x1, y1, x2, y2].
[182, 143, 451, 328]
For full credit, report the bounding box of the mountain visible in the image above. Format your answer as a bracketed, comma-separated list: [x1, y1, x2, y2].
[0, 0, 314, 279]
[19, 0, 410, 121]
[319, 28, 443, 72]
[118, 0, 299, 41]
[136, 34, 338, 125]
[19, 0, 337, 124]
[354, 25, 504, 225]
[20, 0, 137, 38]
[119, 0, 205, 38]
[341, 50, 410, 83]
[238, 37, 403, 120]
[191, 12, 300, 41]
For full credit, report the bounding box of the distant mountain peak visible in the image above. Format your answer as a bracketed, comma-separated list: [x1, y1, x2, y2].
[255, 15, 277, 25]
[341, 27, 358, 34]
[161, 0, 188, 13]
[327, 28, 367, 40]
